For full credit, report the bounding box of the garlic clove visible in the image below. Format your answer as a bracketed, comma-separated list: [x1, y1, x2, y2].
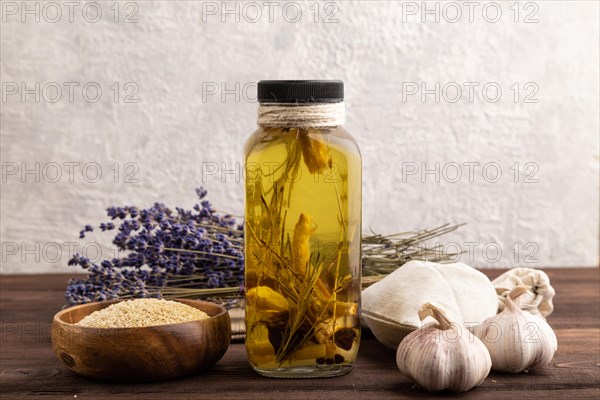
[475, 285, 557, 373]
[396, 302, 492, 393]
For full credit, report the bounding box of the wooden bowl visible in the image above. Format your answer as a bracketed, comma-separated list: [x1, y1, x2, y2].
[52, 299, 231, 382]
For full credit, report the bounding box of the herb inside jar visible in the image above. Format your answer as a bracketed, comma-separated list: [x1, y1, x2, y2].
[244, 124, 362, 374]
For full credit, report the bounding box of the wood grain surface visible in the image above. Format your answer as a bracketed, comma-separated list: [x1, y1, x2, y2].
[1, 268, 599, 399]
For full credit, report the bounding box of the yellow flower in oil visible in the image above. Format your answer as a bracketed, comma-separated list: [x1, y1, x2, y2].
[292, 213, 313, 276]
[246, 286, 289, 322]
[299, 129, 332, 174]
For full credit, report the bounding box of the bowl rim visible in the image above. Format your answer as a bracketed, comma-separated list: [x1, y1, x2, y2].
[53, 298, 229, 330]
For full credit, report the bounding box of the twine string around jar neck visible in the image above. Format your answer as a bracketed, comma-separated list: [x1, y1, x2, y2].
[257, 102, 345, 128]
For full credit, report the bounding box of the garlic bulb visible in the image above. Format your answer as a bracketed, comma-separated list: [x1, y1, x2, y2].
[475, 286, 558, 373]
[396, 303, 492, 393]
[492, 267, 556, 318]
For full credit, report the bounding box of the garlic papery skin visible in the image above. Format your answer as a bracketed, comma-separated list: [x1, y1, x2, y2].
[396, 303, 492, 393]
[474, 285, 558, 373]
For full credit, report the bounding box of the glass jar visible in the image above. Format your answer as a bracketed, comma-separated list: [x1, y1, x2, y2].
[244, 80, 362, 378]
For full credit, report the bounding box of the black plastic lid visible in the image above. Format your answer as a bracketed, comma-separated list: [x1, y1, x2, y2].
[258, 80, 344, 103]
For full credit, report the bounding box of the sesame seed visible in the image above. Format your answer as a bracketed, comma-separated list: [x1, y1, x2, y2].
[76, 299, 209, 328]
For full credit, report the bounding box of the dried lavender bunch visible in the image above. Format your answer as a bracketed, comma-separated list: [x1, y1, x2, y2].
[65, 188, 244, 306]
[361, 223, 466, 287]
[65, 188, 463, 307]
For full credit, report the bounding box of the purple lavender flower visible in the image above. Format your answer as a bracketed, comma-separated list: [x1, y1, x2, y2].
[65, 187, 244, 307]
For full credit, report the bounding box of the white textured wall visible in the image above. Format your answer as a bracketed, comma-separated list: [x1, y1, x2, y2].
[1, 1, 598, 273]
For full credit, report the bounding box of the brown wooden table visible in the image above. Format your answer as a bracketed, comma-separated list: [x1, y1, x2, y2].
[1, 268, 599, 399]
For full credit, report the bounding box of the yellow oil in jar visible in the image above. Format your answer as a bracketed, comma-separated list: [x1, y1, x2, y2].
[244, 126, 361, 377]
